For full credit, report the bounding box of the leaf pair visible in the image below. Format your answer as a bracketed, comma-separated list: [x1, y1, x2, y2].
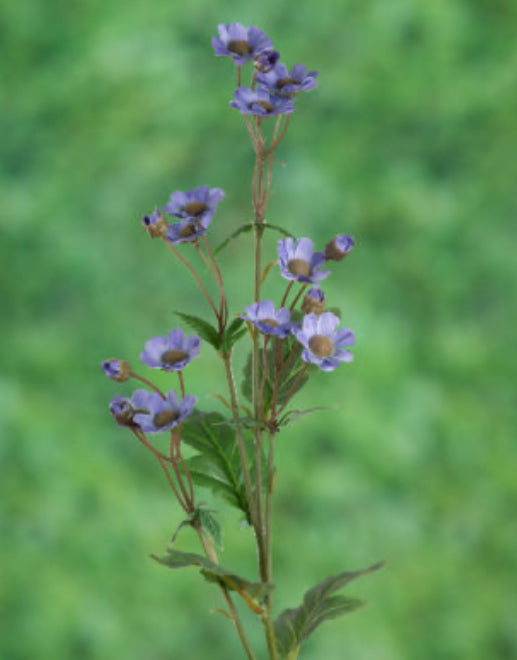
[152, 549, 273, 615]
[174, 312, 247, 354]
[274, 562, 385, 658]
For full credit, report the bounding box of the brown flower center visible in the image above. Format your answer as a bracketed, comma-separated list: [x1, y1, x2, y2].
[162, 349, 189, 365]
[254, 100, 274, 113]
[308, 335, 334, 358]
[179, 223, 198, 238]
[261, 318, 279, 327]
[228, 40, 252, 56]
[154, 409, 180, 428]
[277, 77, 297, 89]
[287, 258, 311, 277]
[184, 201, 207, 216]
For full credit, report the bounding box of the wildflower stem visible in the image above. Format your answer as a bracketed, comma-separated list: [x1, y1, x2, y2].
[130, 372, 166, 399]
[202, 235, 229, 328]
[196, 526, 258, 660]
[280, 281, 293, 307]
[276, 364, 310, 419]
[221, 352, 257, 529]
[162, 239, 220, 322]
[131, 429, 189, 512]
[289, 284, 307, 311]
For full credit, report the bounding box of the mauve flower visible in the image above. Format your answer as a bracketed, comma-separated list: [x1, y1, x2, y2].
[242, 300, 292, 338]
[101, 358, 131, 382]
[256, 63, 319, 96]
[294, 312, 355, 372]
[301, 288, 326, 315]
[166, 218, 209, 244]
[109, 389, 150, 428]
[142, 208, 168, 238]
[133, 391, 197, 433]
[230, 87, 295, 117]
[141, 328, 201, 371]
[325, 235, 355, 261]
[212, 23, 273, 66]
[164, 186, 224, 222]
[278, 238, 330, 284]
[254, 49, 280, 73]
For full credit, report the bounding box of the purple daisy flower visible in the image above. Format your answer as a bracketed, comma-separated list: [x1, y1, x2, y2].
[101, 358, 131, 382]
[166, 218, 209, 244]
[277, 238, 330, 284]
[212, 23, 273, 66]
[242, 300, 293, 338]
[133, 391, 197, 434]
[325, 234, 355, 261]
[254, 49, 280, 73]
[142, 208, 169, 238]
[141, 328, 201, 371]
[301, 288, 326, 315]
[230, 87, 295, 117]
[164, 185, 224, 222]
[256, 63, 319, 96]
[109, 389, 150, 428]
[294, 312, 355, 372]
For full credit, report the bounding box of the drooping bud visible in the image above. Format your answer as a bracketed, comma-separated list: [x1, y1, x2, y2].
[142, 209, 169, 238]
[254, 48, 280, 73]
[109, 396, 136, 427]
[325, 235, 355, 261]
[301, 288, 326, 315]
[101, 359, 132, 382]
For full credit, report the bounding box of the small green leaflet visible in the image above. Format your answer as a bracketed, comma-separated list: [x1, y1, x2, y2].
[174, 311, 221, 349]
[214, 222, 294, 255]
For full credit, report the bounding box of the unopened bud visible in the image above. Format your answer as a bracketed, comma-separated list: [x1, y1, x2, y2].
[142, 209, 169, 238]
[101, 359, 132, 382]
[325, 235, 355, 261]
[301, 288, 326, 315]
[254, 49, 280, 73]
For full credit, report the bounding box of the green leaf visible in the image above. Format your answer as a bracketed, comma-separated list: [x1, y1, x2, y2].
[195, 508, 222, 548]
[214, 223, 253, 255]
[174, 311, 221, 349]
[151, 549, 273, 614]
[221, 317, 248, 353]
[214, 221, 294, 256]
[181, 411, 252, 521]
[241, 336, 309, 411]
[278, 406, 334, 427]
[261, 222, 294, 238]
[274, 562, 384, 658]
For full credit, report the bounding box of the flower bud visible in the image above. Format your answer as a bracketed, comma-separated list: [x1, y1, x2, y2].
[325, 235, 355, 261]
[142, 209, 169, 238]
[101, 359, 131, 382]
[254, 49, 280, 73]
[301, 288, 326, 315]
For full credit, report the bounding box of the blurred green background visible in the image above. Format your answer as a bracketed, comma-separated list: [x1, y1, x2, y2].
[2, 0, 517, 658]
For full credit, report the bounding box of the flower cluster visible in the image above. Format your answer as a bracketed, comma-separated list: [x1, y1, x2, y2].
[142, 185, 225, 245]
[102, 327, 200, 432]
[213, 22, 319, 117]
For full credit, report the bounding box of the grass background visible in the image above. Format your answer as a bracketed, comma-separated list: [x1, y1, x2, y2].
[2, 0, 516, 658]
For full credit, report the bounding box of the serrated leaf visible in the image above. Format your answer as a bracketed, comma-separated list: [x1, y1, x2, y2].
[174, 311, 221, 349]
[151, 549, 273, 614]
[274, 562, 384, 658]
[181, 411, 252, 521]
